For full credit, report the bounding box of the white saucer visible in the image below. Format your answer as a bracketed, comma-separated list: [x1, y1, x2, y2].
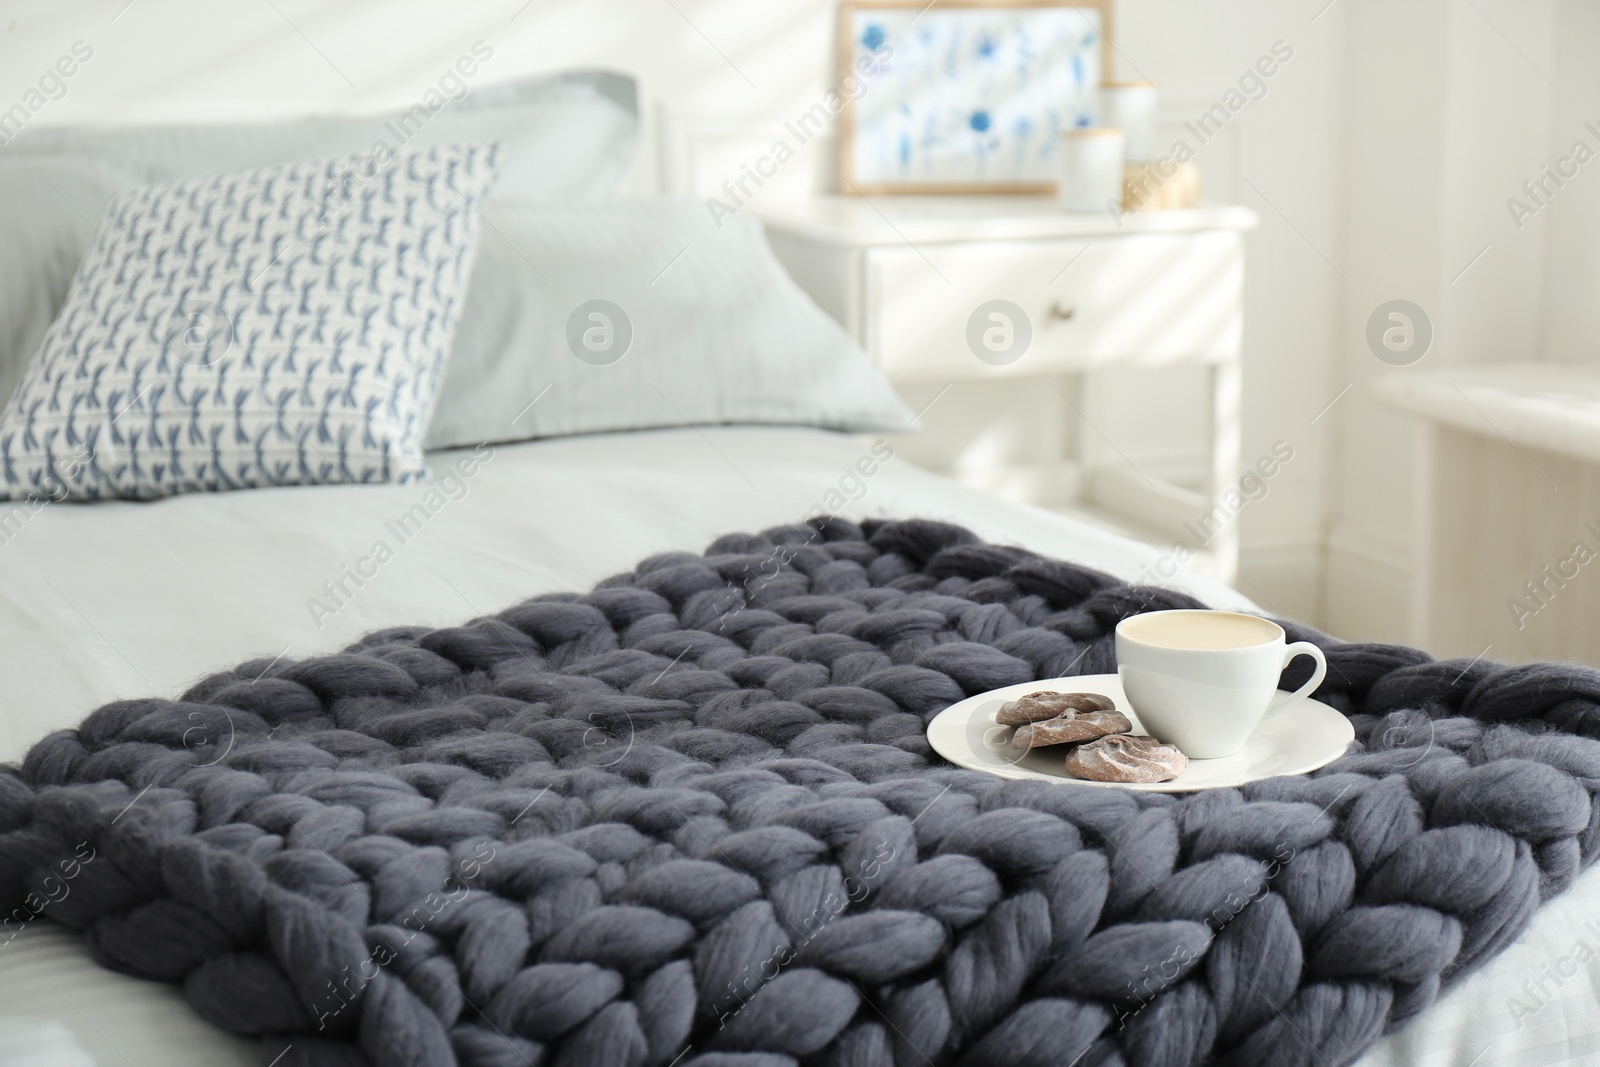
[925, 673, 1356, 792]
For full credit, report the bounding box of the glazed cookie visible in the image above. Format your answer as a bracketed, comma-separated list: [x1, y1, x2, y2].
[1010, 709, 1132, 749]
[1062, 734, 1189, 783]
[996, 690, 1118, 726]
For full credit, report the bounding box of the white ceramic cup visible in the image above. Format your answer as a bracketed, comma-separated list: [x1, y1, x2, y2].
[1115, 609, 1327, 759]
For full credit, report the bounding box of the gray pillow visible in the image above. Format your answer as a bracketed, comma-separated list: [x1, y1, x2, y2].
[424, 199, 914, 449]
[0, 70, 636, 410]
[2, 70, 637, 200]
[0, 156, 142, 414]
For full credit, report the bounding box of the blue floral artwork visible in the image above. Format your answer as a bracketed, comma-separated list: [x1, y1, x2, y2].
[846, 5, 1103, 189]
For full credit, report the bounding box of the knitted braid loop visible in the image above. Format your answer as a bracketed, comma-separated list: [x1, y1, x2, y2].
[2, 517, 1597, 1067]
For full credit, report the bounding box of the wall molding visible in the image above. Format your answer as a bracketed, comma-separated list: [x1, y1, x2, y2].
[656, 102, 838, 200]
[1235, 534, 1324, 624]
[1325, 533, 1411, 645]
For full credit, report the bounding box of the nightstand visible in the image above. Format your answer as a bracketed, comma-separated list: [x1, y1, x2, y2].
[754, 196, 1259, 584]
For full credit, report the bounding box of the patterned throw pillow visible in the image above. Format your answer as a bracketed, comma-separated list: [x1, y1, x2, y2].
[0, 142, 498, 500]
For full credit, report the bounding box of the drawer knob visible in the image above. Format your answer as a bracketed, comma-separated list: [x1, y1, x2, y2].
[1050, 299, 1077, 321]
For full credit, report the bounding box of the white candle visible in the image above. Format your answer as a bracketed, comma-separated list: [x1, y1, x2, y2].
[1101, 82, 1160, 163]
[1057, 128, 1126, 212]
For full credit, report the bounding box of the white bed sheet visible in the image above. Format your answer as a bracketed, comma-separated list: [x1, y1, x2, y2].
[0, 427, 1252, 765]
[0, 426, 1592, 1066]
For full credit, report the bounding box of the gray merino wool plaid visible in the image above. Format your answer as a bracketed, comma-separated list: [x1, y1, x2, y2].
[2, 517, 1598, 1067]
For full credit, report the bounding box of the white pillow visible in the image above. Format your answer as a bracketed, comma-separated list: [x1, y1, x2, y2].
[0, 143, 498, 501]
[424, 199, 913, 449]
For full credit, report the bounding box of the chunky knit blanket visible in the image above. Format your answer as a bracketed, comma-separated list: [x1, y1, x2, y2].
[3, 518, 1599, 1067]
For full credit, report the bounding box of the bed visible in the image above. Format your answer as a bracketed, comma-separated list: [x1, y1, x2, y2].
[0, 427, 1592, 1066]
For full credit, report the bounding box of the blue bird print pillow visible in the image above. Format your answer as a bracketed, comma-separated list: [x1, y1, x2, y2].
[0, 142, 499, 501]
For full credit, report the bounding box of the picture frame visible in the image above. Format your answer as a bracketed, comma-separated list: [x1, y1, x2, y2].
[838, 0, 1115, 195]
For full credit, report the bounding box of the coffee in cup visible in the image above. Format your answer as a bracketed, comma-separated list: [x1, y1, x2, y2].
[1114, 609, 1327, 759]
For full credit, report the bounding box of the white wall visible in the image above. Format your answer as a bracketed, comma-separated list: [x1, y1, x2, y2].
[1121, 0, 1349, 624]
[1537, 0, 1600, 365]
[668, 0, 1356, 626]
[6, 0, 1579, 640]
[1325, 0, 1558, 645]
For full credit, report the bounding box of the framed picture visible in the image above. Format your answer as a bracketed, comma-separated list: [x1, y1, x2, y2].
[839, 0, 1114, 194]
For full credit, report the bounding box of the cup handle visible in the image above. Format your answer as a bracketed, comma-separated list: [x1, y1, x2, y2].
[1266, 641, 1327, 712]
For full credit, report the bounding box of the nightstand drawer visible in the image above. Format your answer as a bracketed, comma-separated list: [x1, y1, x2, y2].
[864, 232, 1243, 377]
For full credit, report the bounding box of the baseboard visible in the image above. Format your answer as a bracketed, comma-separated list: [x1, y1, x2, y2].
[1324, 535, 1412, 645]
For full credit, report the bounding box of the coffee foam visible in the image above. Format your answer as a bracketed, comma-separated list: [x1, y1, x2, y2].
[1118, 610, 1279, 650]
